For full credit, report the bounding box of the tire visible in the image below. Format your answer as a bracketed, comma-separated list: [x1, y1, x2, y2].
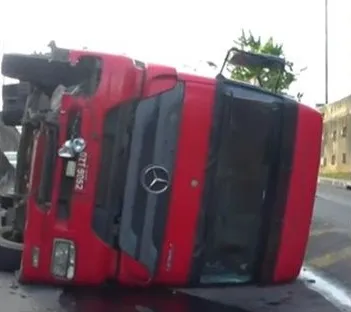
[1, 83, 29, 126]
[1, 110, 24, 127]
[12, 124, 35, 233]
[0, 194, 16, 210]
[0, 226, 23, 272]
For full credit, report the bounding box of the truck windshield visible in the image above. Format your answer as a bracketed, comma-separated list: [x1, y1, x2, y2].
[198, 83, 281, 284]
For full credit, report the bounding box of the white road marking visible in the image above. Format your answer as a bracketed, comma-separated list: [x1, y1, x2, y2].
[300, 266, 351, 311]
[316, 193, 351, 207]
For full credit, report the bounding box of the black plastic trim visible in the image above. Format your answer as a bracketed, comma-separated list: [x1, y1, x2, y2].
[37, 125, 59, 208]
[256, 98, 298, 284]
[118, 82, 185, 275]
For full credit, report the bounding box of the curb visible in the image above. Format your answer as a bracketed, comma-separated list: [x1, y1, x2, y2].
[318, 177, 351, 190]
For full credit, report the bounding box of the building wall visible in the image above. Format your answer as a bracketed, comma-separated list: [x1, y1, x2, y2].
[320, 94, 351, 173]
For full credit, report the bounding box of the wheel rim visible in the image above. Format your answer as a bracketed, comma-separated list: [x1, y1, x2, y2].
[0, 226, 24, 250]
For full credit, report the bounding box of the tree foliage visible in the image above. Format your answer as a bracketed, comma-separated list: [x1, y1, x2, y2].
[230, 30, 296, 93]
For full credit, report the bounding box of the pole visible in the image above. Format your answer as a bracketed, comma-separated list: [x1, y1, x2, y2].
[325, 0, 329, 104]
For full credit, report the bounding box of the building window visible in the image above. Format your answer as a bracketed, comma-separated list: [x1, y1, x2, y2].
[323, 157, 327, 166]
[331, 155, 336, 165]
[343, 153, 347, 164]
[342, 126, 347, 137]
[332, 131, 337, 141]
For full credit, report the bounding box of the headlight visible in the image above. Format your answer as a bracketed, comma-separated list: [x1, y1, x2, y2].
[31, 246, 40, 268]
[71, 137, 86, 153]
[58, 138, 86, 159]
[58, 140, 75, 159]
[51, 239, 76, 280]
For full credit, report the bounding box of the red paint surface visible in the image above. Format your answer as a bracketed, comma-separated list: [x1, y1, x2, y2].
[155, 78, 215, 285]
[273, 105, 322, 282]
[143, 64, 178, 97]
[19, 46, 319, 286]
[116, 73, 216, 286]
[21, 50, 145, 284]
[21, 48, 196, 286]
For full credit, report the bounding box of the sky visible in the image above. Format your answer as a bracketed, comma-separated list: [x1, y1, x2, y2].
[0, 0, 350, 106]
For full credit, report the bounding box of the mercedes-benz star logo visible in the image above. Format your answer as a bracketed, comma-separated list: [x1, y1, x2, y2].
[141, 165, 170, 194]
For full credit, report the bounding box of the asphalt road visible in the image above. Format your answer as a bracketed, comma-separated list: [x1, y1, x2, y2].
[0, 183, 349, 312]
[306, 184, 351, 289]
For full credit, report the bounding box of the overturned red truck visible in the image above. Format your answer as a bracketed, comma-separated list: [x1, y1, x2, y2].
[0, 44, 322, 287]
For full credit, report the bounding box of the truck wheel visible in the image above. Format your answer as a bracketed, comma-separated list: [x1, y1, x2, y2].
[1, 110, 24, 127]
[1, 82, 30, 126]
[0, 194, 17, 210]
[0, 226, 23, 272]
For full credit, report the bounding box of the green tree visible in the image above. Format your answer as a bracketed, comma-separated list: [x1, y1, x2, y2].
[230, 30, 296, 94]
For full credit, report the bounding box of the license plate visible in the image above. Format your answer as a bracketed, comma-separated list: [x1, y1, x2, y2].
[74, 152, 88, 192]
[65, 161, 76, 177]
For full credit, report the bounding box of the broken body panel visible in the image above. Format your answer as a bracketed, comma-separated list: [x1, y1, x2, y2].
[0, 47, 322, 286]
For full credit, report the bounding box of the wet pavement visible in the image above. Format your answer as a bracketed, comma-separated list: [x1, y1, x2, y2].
[184, 278, 343, 312]
[0, 271, 342, 312]
[58, 287, 251, 312]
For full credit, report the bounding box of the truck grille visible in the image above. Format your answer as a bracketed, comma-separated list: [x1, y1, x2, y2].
[37, 125, 59, 207]
[92, 101, 137, 245]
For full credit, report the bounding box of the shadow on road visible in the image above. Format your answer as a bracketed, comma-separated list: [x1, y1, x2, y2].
[58, 286, 250, 312]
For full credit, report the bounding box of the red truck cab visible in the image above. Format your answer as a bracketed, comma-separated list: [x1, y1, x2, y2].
[0, 45, 322, 287]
